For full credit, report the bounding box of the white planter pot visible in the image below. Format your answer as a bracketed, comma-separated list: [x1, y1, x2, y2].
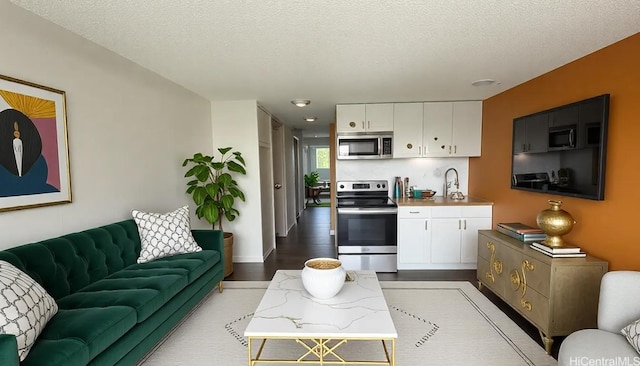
[301, 258, 346, 299]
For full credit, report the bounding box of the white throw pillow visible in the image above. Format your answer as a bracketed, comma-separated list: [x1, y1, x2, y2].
[0, 260, 58, 361]
[133, 206, 202, 263]
[622, 318, 640, 354]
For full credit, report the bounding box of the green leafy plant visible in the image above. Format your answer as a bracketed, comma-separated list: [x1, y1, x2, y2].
[304, 171, 320, 187]
[183, 148, 246, 232]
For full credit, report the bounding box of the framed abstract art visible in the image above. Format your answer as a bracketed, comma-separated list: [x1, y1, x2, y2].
[0, 74, 71, 211]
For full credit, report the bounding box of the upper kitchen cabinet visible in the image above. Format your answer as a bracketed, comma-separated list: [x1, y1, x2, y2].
[336, 103, 394, 133]
[549, 105, 578, 127]
[513, 113, 548, 153]
[422, 101, 483, 157]
[393, 103, 424, 158]
[452, 101, 483, 156]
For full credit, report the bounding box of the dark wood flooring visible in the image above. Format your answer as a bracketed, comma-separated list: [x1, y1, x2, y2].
[227, 207, 561, 359]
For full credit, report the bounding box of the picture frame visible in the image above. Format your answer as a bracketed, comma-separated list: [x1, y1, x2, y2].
[0, 74, 71, 211]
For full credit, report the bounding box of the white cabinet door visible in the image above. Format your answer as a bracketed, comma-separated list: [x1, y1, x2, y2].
[452, 101, 482, 157]
[423, 102, 453, 157]
[461, 217, 492, 263]
[460, 205, 492, 264]
[336, 104, 366, 133]
[365, 103, 394, 132]
[398, 218, 430, 266]
[430, 218, 461, 263]
[393, 103, 423, 158]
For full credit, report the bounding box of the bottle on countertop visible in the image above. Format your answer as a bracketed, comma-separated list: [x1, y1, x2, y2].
[394, 177, 401, 199]
[404, 177, 410, 198]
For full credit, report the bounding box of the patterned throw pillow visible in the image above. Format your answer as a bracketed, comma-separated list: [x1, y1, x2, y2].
[0, 260, 58, 361]
[622, 318, 640, 354]
[133, 206, 202, 263]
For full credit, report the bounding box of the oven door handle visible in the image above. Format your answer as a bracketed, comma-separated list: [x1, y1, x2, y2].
[337, 208, 398, 215]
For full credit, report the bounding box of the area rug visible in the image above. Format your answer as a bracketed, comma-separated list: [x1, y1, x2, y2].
[306, 202, 331, 207]
[139, 281, 557, 366]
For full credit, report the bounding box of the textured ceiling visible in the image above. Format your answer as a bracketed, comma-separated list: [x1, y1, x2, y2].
[8, 0, 640, 136]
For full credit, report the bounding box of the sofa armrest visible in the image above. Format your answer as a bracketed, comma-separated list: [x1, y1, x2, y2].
[598, 271, 640, 333]
[0, 334, 19, 366]
[191, 229, 224, 253]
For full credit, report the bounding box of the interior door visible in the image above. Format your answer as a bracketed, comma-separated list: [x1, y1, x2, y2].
[272, 121, 287, 237]
[257, 107, 275, 256]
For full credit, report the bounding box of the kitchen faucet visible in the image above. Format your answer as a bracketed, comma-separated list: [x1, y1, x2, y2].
[444, 168, 465, 200]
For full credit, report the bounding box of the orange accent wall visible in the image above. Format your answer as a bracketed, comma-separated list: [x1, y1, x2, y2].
[469, 32, 640, 271]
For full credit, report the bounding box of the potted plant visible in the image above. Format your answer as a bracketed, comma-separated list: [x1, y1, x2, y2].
[304, 170, 320, 188]
[183, 148, 246, 277]
[304, 171, 321, 204]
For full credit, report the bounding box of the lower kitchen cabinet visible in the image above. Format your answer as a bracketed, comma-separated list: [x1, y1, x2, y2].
[477, 230, 608, 354]
[397, 205, 492, 269]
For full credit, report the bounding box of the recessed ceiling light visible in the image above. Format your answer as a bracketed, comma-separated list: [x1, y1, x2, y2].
[304, 117, 317, 122]
[291, 99, 310, 107]
[471, 79, 496, 87]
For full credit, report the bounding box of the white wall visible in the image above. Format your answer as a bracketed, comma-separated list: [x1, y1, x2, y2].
[336, 157, 470, 198]
[0, 2, 212, 250]
[210, 100, 264, 262]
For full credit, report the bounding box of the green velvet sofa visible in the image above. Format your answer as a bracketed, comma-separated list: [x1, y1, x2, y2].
[0, 219, 224, 366]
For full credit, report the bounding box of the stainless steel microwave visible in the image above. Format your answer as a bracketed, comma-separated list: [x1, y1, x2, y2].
[548, 125, 576, 150]
[337, 133, 393, 159]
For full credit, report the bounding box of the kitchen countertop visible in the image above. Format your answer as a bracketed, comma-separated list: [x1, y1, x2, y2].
[395, 196, 493, 206]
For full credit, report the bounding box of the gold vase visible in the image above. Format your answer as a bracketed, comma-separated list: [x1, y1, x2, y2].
[536, 200, 576, 247]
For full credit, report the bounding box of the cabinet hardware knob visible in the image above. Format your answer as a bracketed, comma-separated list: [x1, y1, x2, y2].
[454, 145, 457, 154]
[521, 299, 532, 311]
[424, 220, 428, 230]
[458, 220, 461, 230]
[407, 143, 413, 149]
[418, 146, 421, 155]
[464, 220, 467, 230]
[349, 121, 356, 128]
[449, 145, 452, 154]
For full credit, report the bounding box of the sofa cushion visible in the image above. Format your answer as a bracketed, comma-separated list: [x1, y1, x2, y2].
[22, 338, 89, 366]
[132, 206, 201, 263]
[57, 288, 167, 323]
[78, 273, 188, 311]
[37, 306, 137, 360]
[124, 250, 221, 284]
[0, 260, 58, 361]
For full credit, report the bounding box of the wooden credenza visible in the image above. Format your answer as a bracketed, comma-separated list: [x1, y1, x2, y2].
[477, 230, 608, 354]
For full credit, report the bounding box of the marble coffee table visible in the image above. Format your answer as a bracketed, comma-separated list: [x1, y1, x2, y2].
[244, 270, 397, 365]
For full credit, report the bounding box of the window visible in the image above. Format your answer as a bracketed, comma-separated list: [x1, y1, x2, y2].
[315, 147, 330, 169]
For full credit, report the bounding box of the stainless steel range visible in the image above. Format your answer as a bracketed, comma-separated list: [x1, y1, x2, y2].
[336, 180, 398, 272]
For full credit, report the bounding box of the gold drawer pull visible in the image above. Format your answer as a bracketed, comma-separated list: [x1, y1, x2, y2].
[493, 260, 503, 274]
[510, 269, 521, 290]
[485, 271, 495, 283]
[521, 299, 532, 311]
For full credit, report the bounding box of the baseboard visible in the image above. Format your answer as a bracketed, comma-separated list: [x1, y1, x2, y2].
[232, 256, 266, 263]
[262, 246, 274, 261]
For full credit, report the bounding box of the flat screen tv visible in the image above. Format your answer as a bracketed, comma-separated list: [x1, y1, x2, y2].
[510, 94, 610, 200]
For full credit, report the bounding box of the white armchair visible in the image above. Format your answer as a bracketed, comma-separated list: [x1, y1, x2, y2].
[558, 271, 640, 365]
